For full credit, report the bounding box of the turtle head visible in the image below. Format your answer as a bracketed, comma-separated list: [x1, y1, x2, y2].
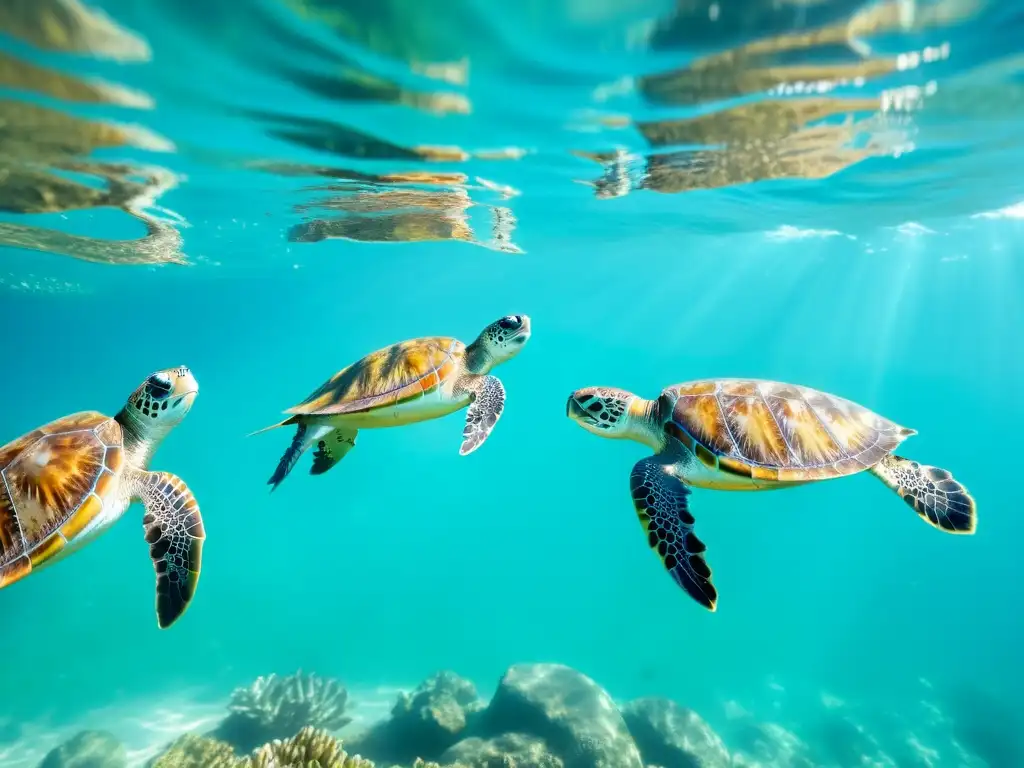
[466, 314, 532, 373]
[567, 386, 665, 450]
[123, 366, 199, 433]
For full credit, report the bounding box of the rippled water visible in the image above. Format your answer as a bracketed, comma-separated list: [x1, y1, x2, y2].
[3, 0, 1024, 267]
[2, 1, 1024, 767]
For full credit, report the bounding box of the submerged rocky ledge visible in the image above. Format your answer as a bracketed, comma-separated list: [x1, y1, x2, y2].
[37, 663, 993, 768]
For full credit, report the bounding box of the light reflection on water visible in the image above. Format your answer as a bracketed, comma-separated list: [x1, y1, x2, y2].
[0, 0, 1021, 271]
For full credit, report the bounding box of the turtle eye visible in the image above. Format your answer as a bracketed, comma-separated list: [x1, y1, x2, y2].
[146, 372, 172, 399]
[498, 315, 521, 330]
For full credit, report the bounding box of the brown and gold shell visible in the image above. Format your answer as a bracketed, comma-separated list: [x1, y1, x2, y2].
[664, 379, 914, 484]
[0, 411, 124, 588]
[286, 336, 464, 416]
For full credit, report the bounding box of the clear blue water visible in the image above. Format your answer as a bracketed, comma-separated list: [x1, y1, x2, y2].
[1, 1, 1023, 766]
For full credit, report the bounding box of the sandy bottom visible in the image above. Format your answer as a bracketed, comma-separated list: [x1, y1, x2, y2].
[0, 684, 408, 768]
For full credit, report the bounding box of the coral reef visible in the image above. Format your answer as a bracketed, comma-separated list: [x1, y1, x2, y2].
[242, 726, 373, 768]
[474, 663, 643, 768]
[440, 733, 563, 767]
[39, 730, 126, 768]
[150, 727, 372, 768]
[212, 671, 353, 754]
[353, 664, 640, 768]
[346, 672, 483, 765]
[147, 734, 237, 768]
[45, 662, 1001, 768]
[622, 697, 730, 768]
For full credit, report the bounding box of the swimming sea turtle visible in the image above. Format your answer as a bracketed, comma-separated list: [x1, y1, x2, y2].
[255, 314, 532, 490]
[0, 367, 205, 628]
[566, 378, 977, 611]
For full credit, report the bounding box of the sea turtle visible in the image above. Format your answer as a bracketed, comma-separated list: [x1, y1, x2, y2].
[0, 367, 205, 628]
[254, 314, 532, 490]
[566, 378, 977, 611]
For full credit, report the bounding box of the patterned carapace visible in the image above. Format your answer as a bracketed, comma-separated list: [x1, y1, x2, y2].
[0, 411, 123, 577]
[664, 379, 915, 483]
[286, 337, 463, 416]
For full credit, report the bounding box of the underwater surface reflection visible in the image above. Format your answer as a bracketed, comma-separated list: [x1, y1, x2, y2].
[0, 1, 1023, 767]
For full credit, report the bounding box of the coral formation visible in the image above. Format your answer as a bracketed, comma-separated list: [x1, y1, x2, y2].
[622, 698, 730, 768]
[39, 730, 127, 768]
[242, 726, 373, 768]
[231, 671, 353, 731]
[475, 663, 642, 768]
[212, 671, 353, 753]
[440, 733, 563, 768]
[50, 663, 999, 768]
[346, 671, 482, 765]
[150, 728, 372, 768]
[147, 733, 237, 768]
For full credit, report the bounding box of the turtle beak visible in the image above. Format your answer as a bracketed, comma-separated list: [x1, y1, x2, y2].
[172, 367, 199, 397]
[508, 314, 531, 346]
[566, 393, 589, 422]
[515, 315, 531, 340]
[170, 368, 199, 409]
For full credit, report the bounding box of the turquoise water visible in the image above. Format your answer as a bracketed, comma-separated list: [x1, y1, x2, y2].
[1, 1, 1024, 766]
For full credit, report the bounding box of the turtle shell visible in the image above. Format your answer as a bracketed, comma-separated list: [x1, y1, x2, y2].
[0, 411, 124, 587]
[663, 379, 915, 484]
[286, 336, 465, 416]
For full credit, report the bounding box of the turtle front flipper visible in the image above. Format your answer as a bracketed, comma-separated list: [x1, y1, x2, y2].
[131, 470, 206, 629]
[458, 374, 505, 456]
[871, 453, 977, 534]
[630, 456, 717, 611]
[311, 427, 358, 475]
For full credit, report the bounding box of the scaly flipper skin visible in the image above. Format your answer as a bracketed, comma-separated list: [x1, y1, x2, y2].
[311, 428, 358, 475]
[133, 470, 206, 629]
[459, 375, 505, 456]
[871, 453, 977, 534]
[630, 456, 717, 611]
[268, 423, 333, 491]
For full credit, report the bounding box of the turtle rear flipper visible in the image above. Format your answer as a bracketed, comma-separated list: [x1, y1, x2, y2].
[311, 427, 358, 475]
[133, 470, 206, 629]
[871, 454, 977, 534]
[268, 423, 333, 491]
